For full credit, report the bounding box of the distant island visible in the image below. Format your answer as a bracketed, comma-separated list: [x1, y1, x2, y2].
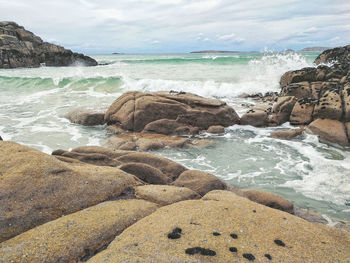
[190, 50, 240, 53]
[299, 47, 330, 52]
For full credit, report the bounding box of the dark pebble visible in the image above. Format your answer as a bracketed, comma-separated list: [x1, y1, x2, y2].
[185, 247, 216, 256]
[229, 247, 238, 252]
[230, 233, 238, 239]
[213, 232, 221, 236]
[243, 253, 255, 261]
[265, 254, 272, 260]
[274, 239, 286, 247]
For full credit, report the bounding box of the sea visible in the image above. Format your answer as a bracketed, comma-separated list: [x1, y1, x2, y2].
[0, 51, 349, 222]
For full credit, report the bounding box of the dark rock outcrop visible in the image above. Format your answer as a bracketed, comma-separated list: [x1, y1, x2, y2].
[104, 91, 240, 135]
[0, 21, 97, 68]
[242, 45, 350, 146]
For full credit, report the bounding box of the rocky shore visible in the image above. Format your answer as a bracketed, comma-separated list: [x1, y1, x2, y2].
[1, 45, 350, 262]
[0, 22, 97, 68]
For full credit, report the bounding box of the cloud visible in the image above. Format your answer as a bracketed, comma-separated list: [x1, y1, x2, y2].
[217, 33, 245, 43]
[0, 0, 348, 53]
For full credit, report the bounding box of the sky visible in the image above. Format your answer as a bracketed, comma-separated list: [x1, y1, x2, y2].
[0, 0, 349, 54]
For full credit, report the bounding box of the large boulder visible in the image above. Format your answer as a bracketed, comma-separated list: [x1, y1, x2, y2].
[314, 45, 350, 65]
[0, 21, 97, 68]
[306, 118, 349, 146]
[104, 91, 240, 135]
[0, 200, 158, 263]
[270, 128, 304, 140]
[0, 141, 140, 242]
[87, 191, 350, 263]
[172, 170, 227, 196]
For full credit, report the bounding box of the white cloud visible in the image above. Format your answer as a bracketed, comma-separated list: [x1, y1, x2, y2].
[217, 33, 245, 43]
[0, 0, 347, 53]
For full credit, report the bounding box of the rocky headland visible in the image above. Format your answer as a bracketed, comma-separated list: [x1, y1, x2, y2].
[0, 21, 97, 68]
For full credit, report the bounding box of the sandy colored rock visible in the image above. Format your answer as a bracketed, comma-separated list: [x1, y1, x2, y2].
[342, 83, 350, 121]
[119, 162, 171, 184]
[135, 185, 200, 205]
[104, 91, 239, 135]
[64, 107, 105, 126]
[289, 99, 314, 125]
[172, 170, 227, 196]
[0, 200, 158, 263]
[105, 133, 192, 151]
[0, 141, 140, 242]
[313, 89, 342, 120]
[88, 191, 350, 263]
[270, 128, 304, 140]
[117, 152, 187, 181]
[241, 189, 294, 214]
[240, 109, 269, 127]
[206, 125, 225, 134]
[307, 118, 349, 146]
[60, 150, 121, 166]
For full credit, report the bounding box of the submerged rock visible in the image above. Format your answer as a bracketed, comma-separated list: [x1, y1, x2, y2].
[87, 191, 350, 263]
[0, 141, 140, 242]
[0, 200, 157, 263]
[0, 21, 97, 68]
[104, 91, 240, 135]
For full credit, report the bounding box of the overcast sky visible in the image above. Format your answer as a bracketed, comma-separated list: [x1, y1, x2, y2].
[0, 0, 349, 54]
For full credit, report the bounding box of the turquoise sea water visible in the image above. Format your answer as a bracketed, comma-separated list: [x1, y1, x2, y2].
[0, 51, 349, 221]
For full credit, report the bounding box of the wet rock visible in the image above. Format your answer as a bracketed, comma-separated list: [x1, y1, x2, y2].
[270, 128, 304, 140]
[313, 88, 342, 120]
[0, 142, 140, 242]
[0, 21, 97, 68]
[105, 133, 212, 151]
[104, 91, 240, 135]
[342, 83, 350, 121]
[306, 118, 349, 146]
[134, 185, 200, 205]
[280, 68, 317, 87]
[119, 163, 172, 185]
[172, 170, 227, 196]
[289, 99, 314, 125]
[0, 200, 157, 263]
[0, 135, 2, 140]
[206, 125, 225, 134]
[64, 107, 105, 126]
[241, 189, 294, 214]
[87, 190, 350, 263]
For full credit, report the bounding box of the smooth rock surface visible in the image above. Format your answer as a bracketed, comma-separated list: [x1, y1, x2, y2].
[172, 170, 227, 196]
[0, 142, 140, 242]
[88, 191, 350, 263]
[0, 200, 158, 263]
[119, 163, 172, 185]
[270, 128, 304, 140]
[135, 185, 201, 205]
[104, 91, 240, 135]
